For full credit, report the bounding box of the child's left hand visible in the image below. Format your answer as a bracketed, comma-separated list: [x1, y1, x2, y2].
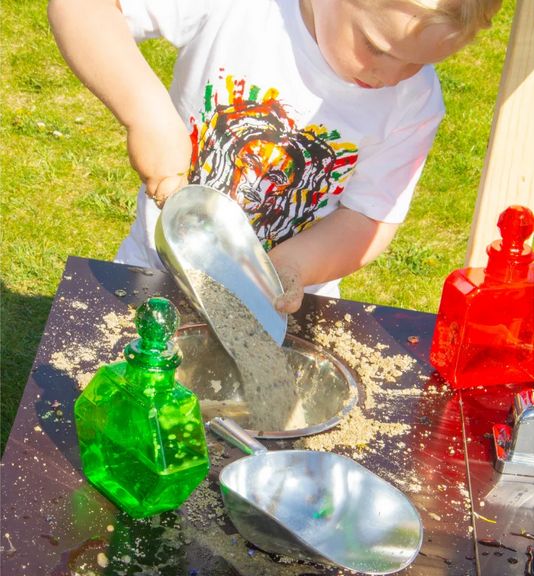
[269, 207, 399, 315]
[273, 265, 304, 314]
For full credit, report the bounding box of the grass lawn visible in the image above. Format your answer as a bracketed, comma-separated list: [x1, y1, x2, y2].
[1, 0, 515, 452]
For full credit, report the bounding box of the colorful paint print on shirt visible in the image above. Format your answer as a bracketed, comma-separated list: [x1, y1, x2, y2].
[189, 74, 359, 249]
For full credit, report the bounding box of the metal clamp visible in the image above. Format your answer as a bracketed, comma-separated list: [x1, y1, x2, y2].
[493, 389, 534, 477]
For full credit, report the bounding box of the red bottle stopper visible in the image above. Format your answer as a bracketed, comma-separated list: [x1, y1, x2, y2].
[485, 205, 534, 281]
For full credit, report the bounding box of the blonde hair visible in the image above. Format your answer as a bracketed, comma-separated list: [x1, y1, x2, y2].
[358, 0, 503, 45]
[409, 0, 503, 44]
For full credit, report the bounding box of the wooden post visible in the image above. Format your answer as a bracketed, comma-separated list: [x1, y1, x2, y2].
[465, 0, 534, 267]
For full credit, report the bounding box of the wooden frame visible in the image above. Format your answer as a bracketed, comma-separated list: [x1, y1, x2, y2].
[465, 0, 534, 267]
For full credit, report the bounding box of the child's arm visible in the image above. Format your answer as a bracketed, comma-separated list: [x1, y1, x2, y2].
[48, 0, 191, 206]
[269, 207, 398, 312]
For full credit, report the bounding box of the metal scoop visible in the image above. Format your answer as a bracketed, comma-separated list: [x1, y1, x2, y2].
[155, 185, 287, 355]
[208, 417, 423, 575]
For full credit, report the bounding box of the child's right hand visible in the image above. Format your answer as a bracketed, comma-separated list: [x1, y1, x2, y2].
[145, 174, 189, 209]
[126, 118, 192, 208]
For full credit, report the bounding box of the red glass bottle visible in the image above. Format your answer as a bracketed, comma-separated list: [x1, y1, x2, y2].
[430, 205, 534, 389]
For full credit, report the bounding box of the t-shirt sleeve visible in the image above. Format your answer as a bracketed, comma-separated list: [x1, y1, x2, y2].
[118, 0, 211, 46]
[340, 69, 445, 224]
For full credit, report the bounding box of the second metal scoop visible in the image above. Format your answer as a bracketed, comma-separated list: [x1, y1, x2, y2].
[155, 184, 287, 352]
[209, 417, 423, 575]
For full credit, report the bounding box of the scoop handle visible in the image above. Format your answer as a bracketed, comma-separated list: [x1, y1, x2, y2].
[208, 417, 268, 455]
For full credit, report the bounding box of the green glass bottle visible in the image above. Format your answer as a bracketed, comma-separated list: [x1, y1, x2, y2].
[75, 297, 210, 518]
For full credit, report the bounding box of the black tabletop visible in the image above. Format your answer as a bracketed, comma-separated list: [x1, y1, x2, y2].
[1, 256, 531, 576]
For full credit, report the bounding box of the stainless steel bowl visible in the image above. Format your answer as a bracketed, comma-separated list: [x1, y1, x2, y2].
[175, 324, 361, 439]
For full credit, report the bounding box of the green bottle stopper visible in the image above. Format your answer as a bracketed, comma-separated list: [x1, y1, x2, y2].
[74, 297, 210, 518]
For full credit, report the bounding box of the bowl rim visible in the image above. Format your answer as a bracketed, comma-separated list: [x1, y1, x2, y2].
[175, 323, 362, 439]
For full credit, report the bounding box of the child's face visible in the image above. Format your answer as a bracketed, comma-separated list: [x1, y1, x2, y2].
[302, 0, 462, 89]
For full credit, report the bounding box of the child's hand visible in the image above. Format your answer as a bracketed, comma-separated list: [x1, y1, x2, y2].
[273, 265, 304, 314]
[145, 173, 189, 209]
[127, 118, 192, 209]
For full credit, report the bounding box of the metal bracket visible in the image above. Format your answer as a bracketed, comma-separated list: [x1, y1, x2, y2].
[493, 388, 534, 477]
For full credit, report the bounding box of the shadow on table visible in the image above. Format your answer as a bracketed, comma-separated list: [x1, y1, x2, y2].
[32, 363, 82, 470]
[86, 258, 178, 307]
[0, 280, 53, 456]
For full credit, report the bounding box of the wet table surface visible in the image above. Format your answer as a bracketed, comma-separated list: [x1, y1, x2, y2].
[1, 256, 532, 576]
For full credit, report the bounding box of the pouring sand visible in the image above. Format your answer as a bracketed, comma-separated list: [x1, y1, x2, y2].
[188, 269, 306, 431]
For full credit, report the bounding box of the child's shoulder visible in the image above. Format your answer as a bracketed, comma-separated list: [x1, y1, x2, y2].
[397, 65, 444, 108]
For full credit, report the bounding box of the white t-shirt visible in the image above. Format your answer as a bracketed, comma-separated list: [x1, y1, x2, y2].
[116, 0, 445, 297]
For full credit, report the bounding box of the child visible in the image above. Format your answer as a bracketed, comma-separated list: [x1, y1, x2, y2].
[48, 0, 502, 313]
